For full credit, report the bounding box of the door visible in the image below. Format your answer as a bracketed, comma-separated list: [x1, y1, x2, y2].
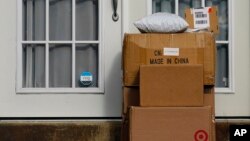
[143, 0, 250, 117]
[123, 0, 250, 117]
[0, 0, 122, 117]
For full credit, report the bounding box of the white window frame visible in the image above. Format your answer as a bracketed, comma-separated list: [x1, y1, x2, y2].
[16, 0, 104, 94]
[147, 0, 235, 93]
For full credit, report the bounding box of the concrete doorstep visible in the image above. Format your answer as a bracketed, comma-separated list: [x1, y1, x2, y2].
[0, 120, 250, 141]
[0, 121, 121, 141]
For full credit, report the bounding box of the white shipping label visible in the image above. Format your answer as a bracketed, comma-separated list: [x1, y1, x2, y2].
[192, 7, 210, 29]
[163, 48, 179, 56]
[80, 76, 93, 82]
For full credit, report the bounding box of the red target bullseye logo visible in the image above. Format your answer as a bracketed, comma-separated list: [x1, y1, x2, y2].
[194, 130, 208, 141]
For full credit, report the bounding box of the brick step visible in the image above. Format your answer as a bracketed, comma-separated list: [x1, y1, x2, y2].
[0, 121, 121, 141]
[0, 120, 249, 141]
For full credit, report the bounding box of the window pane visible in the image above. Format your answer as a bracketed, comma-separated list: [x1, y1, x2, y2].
[206, 0, 228, 40]
[23, 44, 45, 88]
[179, 0, 202, 18]
[75, 44, 98, 87]
[76, 0, 98, 40]
[49, 44, 72, 87]
[216, 44, 229, 88]
[152, 0, 175, 13]
[23, 0, 46, 41]
[49, 0, 72, 40]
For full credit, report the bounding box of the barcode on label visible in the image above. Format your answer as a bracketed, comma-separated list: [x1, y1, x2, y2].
[196, 20, 208, 25]
[195, 12, 207, 18]
[192, 7, 210, 29]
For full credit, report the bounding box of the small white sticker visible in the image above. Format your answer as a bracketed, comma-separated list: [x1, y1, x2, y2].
[80, 76, 93, 82]
[80, 71, 93, 87]
[193, 7, 210, 29]
[163, 48, 179, 56]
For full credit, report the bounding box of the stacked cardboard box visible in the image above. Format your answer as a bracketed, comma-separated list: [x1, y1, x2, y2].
[123, 32, 216, 86]
[121, 7, 218, 141]
[121, 32, 216, 141]
[185, 6, 219, 34]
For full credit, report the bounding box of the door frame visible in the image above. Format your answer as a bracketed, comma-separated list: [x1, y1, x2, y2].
[0, 0, 123, 118]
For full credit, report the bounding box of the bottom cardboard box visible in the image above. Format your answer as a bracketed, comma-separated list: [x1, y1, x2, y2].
[204, 86, 216, 141]
[121, 117, 129, 141]
[129, 106, 212, 141]
[122, 87, 216, 141]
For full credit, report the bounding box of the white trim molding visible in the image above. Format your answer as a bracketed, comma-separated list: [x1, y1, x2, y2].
[215, 0, 234, 94]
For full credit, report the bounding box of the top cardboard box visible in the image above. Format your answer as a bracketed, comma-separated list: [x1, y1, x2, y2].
[185, 6, 219, 34]
[123, 32, 216, 86]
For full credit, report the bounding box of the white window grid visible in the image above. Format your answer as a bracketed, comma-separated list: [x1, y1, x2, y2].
[16, 0, 104, 94]
[147, 0, 234, 93]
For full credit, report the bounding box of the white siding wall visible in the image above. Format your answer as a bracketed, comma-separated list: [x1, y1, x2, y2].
[0, 0, 249, 117]
[0, 0, 17, 115]
[123, 0, 147, 33]
[216, 0, 250, 116]
[124, 0, 250, 116]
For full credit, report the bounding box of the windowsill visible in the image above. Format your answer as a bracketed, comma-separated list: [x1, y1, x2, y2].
[16, 88, 105, 94]
[215, 87, 235, 94]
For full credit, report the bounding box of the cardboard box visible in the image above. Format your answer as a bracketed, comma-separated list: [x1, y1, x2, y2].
[204, 86, 215, 116]
[121, 118, 129, 141]
[130, 106, 212, 141]
[123, 87, 140, 114]
[204, 86, 216, 141]
[185, 6, 219, 34]
[122, 86, 215, 114]
[140, 65, 204, 107]
[121, 87, 216, 141]
[123, 32, 216, 86]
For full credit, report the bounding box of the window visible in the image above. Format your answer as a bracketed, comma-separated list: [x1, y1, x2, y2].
[17, 0, 104, 93]
[148, 0, 234, 93]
